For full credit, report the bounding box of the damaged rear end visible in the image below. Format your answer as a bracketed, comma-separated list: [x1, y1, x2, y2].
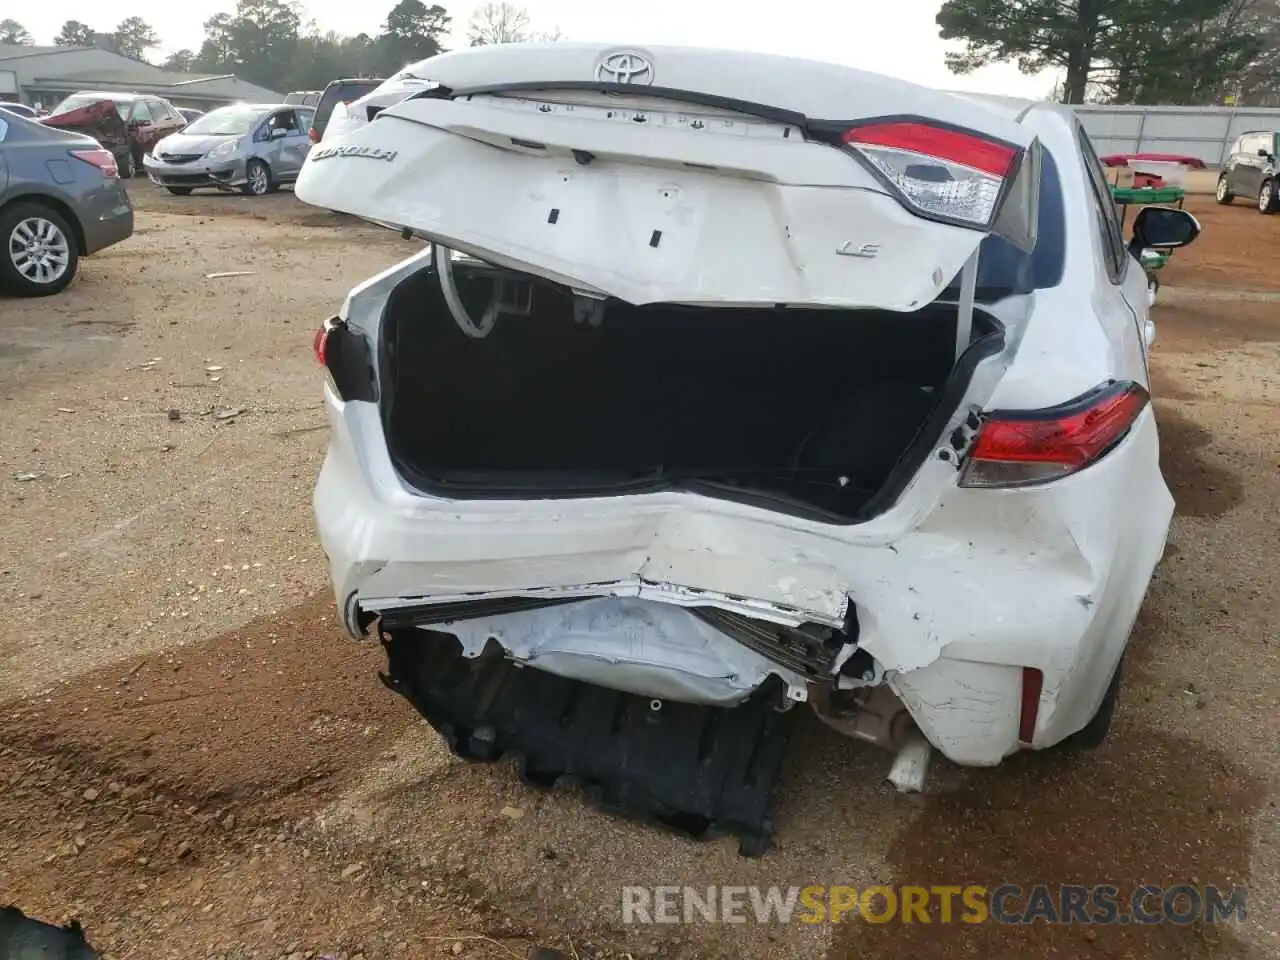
[298, 44, 1167, 851]
[42, 99, 130, 159]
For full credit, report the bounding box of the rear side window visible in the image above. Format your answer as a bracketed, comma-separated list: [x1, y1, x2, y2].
[1077, 126, 1128, 282]
[941, 148, 1066, 301]
[313, 80, 383, 132]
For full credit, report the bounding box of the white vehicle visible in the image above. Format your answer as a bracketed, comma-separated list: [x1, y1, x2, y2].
[296, 43, 1199, 852]
[318, 65, 437, 144]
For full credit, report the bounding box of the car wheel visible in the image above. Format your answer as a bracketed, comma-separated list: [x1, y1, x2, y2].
[118, 151, 136, 179]
[1057, 658, 1124, 751]
[242, 159, 272, 197]
[165, 187, 194, 196]
[0, 202, 80, 297]
[1258, 179, 1278, 214]
[1215, 174, 1233, 204]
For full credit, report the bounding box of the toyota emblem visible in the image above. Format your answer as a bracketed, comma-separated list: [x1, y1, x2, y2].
[595, 51, 655, 85]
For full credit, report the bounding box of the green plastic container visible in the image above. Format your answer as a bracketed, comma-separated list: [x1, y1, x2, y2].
[1110, 185, 1186, 205]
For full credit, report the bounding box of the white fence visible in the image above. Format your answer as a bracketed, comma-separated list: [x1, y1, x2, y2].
[1073, 104, 1280, 167]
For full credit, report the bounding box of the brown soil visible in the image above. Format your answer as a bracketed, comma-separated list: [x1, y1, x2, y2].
[0, 180, 1277, 960]
[1160, 195, 1280, 292]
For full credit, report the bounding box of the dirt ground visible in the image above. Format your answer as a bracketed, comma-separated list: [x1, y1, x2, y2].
[0, 184, 1278, 960]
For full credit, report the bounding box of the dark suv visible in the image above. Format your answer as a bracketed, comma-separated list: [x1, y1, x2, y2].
[309, 78, 384, 143]
[1216, 130, 1280, 214]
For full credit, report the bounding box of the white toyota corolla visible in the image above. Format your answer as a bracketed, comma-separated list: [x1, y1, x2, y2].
[294, 42, 1200, 850]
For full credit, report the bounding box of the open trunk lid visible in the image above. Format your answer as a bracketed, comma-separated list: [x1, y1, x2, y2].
[41, 99, 129, 153]
[296, 43, 1040, 311]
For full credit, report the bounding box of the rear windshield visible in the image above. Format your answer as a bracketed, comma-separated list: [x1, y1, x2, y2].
[942, 149, 1066, 302]
[313, 80, 383, 132]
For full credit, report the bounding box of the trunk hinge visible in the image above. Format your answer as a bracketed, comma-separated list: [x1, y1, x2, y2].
[955, 246, 979, 362]
[433, 243, 533, 339]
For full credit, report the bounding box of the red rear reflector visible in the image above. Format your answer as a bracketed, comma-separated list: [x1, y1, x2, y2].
[1019, 667, 1043, 744]
[314, 323, 333, 366]
[842, 121, 1017, 178]
[960, 382, 1149, 488]
[70, 148, 118, 179]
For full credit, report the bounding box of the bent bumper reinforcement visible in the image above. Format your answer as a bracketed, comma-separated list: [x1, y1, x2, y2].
[379, 626, 797, 856]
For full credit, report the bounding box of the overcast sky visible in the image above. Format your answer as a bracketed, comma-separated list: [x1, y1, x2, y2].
[17, 0, 1056, 98]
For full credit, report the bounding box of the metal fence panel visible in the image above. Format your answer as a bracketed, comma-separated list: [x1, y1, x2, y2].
[1072, 104, 1280, 166]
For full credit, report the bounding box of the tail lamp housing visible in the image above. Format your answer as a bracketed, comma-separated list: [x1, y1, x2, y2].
[822, 117, 1031, 240]
[70, 148, 119, 179]
[959, 381, 1151, 488]
[313, 317, 377, 403]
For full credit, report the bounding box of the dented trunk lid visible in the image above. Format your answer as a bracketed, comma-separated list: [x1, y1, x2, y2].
[295, 43, 1039, 312]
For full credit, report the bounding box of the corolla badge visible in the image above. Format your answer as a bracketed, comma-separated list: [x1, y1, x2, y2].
[309, 145, 399, 162]
[595, 51, 655, 85]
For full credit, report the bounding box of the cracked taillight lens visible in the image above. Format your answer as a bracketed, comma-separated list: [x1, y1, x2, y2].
[841, 120, 1020, 228]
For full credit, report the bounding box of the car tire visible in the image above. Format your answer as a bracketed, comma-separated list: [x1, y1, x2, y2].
[1258, 179, 1279, 215]
[242, 159, 272, 197]
[165, 187, 194, 196]
[1057, 657, 1124, 751]
[118, 151, 136, 179]
[0, 201, 80, 297]
[1215, 174, 1233, 204]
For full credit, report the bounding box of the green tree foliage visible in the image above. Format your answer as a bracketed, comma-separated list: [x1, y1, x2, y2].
[0, 19, 33, 45]
[191, 0, 453, 93]
[937, 0, 1273, 104]
[287, 31, 381, 88]
[54, 20, 96, 47]
[112, 16, 162, 60]
[377, 0, 451, 72]
[193, 0, 302, 92]
[162, 49, 197, 72]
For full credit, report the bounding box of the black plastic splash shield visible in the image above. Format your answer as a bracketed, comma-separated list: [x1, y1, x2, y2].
[379, 627, 799, 856]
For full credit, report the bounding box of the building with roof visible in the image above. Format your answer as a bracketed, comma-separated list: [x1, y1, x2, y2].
[0, 44, 283, 112]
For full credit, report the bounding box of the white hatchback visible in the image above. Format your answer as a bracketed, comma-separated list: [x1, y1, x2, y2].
[295, 43, 1200, 830]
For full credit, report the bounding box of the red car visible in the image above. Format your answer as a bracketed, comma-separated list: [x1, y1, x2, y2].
[42, 92, 188, 178]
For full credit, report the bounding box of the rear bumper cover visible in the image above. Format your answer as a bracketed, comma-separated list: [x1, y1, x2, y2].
[80, 183, 134, 256]
[316, 385, 1172, 767]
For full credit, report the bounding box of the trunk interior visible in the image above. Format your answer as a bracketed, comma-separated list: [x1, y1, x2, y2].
[379, 263, 1001, 521]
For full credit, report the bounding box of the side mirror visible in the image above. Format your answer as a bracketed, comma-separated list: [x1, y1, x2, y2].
[1130, 206, 1200, 254]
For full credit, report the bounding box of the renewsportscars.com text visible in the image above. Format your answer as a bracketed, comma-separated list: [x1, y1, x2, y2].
[621, 884, 1248, 925]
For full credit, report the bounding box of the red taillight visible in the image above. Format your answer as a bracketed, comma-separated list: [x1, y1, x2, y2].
[314, 322, 333, 366]
[308, 127, 320, 143]
[1018, 667, 1043, 744]
[959, 381, 1150, 488]
[70, 148, 118, 179]
[842, 122, 1017, 178]
[837, 119, 1022, 228]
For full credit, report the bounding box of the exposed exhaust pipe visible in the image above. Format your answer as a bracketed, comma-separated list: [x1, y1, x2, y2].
[887, 731, 932, 793]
